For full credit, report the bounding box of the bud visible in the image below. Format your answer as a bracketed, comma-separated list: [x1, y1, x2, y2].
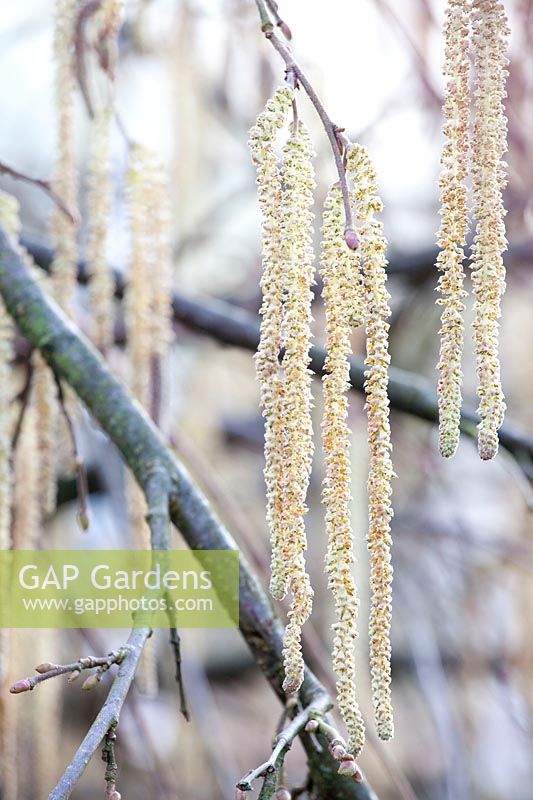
[278, 20, 292, 40]
[35, 662, 58, 674]
[275, 789, 291, 800]
[331, 744, 346, 761]
[108, 792, 121, 800]
[81, 673, 100, 691]
[10, 679, 33, 694]
[338, 759, 357, 778]
[235, 789, 247, 800]
[305, 719, 319, 733]
[67, 669, 81, 683]
[344, 228, 360, 251]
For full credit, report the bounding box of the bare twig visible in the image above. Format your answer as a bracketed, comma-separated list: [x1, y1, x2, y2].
[10, 649, 127, 694]
[254, 0, 357, 248]
[47, 628, 150, 800]
[236, 698, 332, 793]
[169, 627, 189, 721]
[10, 354, 34, 453]
[0, 160, 78, 224]
[53, 373, 90, 531]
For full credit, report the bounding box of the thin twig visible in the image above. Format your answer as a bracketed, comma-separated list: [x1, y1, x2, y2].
[254, 0, 357, 248]
[0, 160, 78, 224]
[169, 627, 189, 720]
[53, 373, 90, 531]
[10, 355, 34, 453]
[236, 697, 331, 793]
[10, 650, 127, 694]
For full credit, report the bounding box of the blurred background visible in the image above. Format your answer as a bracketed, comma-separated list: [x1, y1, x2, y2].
[1, 0, 533, 798]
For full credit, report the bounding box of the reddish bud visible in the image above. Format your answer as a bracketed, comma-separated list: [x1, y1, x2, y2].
[35, 662, 57, 674]
[235, 789, 247, 800]
[331, 744, 346, 760]
[344, 228, 360, 250]
[338, 759, 357, 778]
[10, 679, 32, 694]
[108, 792, 121, 800]
[275, 790, 291, 800]
[305, 719, 319, 733]
[278, 20, 292, 40]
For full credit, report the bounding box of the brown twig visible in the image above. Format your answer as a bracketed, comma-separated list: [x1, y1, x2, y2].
[53, 373, 90, 531]
[0, 160, 78, 224]
[254, 0, 357, 248]
[10, 355, 34, 453]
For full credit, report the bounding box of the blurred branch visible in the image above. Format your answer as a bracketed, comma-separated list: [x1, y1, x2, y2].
[0, 160, 78, 224]
[22, 239, 533, 475]
[0, 227, 378, 800]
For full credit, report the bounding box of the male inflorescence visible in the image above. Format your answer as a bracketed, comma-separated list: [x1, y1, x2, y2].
[436, 0, 509, 460]
[250, 0, 509, 755]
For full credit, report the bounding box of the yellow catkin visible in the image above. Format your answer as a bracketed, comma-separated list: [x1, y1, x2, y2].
[279, 122, 315, 695]
[51, 0, 78, 312]
[87, 108, 115, 351]
[436, 0, 470, 458]
[86, 0, 123, 350]
[320, 185, 366, 756]
[248, 85, 294, 601]
[471, 0, 509, 460]
[34, 353, 59, 517]
[348, 144, 394, 741]
[12, 405, 41, 550]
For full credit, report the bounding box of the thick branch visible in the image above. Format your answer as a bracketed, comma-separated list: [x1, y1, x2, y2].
[0, 228, 375, 800]
[22, 239, 533, 471]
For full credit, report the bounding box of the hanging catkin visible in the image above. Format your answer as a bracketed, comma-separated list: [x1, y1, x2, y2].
[471, 0, 509, 460]
[87, 107, 115, 351]
[436, 0, 470, 458]
[348, 144, 394, 741]
[320, 185, 366, 756]
[86, 0, 123, 351]
[51, 0, 79, 312]
[248, 86, 293, 600]
[278, 122, 315, 695]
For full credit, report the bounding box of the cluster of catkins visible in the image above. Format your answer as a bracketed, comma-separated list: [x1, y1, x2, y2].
[249, 88, 394, 756]
[436, 0, 509, 460]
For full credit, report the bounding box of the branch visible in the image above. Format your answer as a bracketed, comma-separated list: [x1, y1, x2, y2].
[236, 699, 331, 793]
[48, 628, 150, 800]
[0, 228, 376, 800]
[22, 238, 533, 473]
[0, 160, 78, 224]
[254, 0, 357, 248]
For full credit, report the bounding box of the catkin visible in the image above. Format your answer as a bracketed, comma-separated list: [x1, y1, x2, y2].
[51, 0, 79, 312]
[278, 123, 315, 695]
[320, 185, 366, 756]
[87, 108, 115, 351]
[348, 145, 394, 741]
[248, 86, 294, 600]
[436, 0, 470, 458]
[471, 0, 509, 460]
